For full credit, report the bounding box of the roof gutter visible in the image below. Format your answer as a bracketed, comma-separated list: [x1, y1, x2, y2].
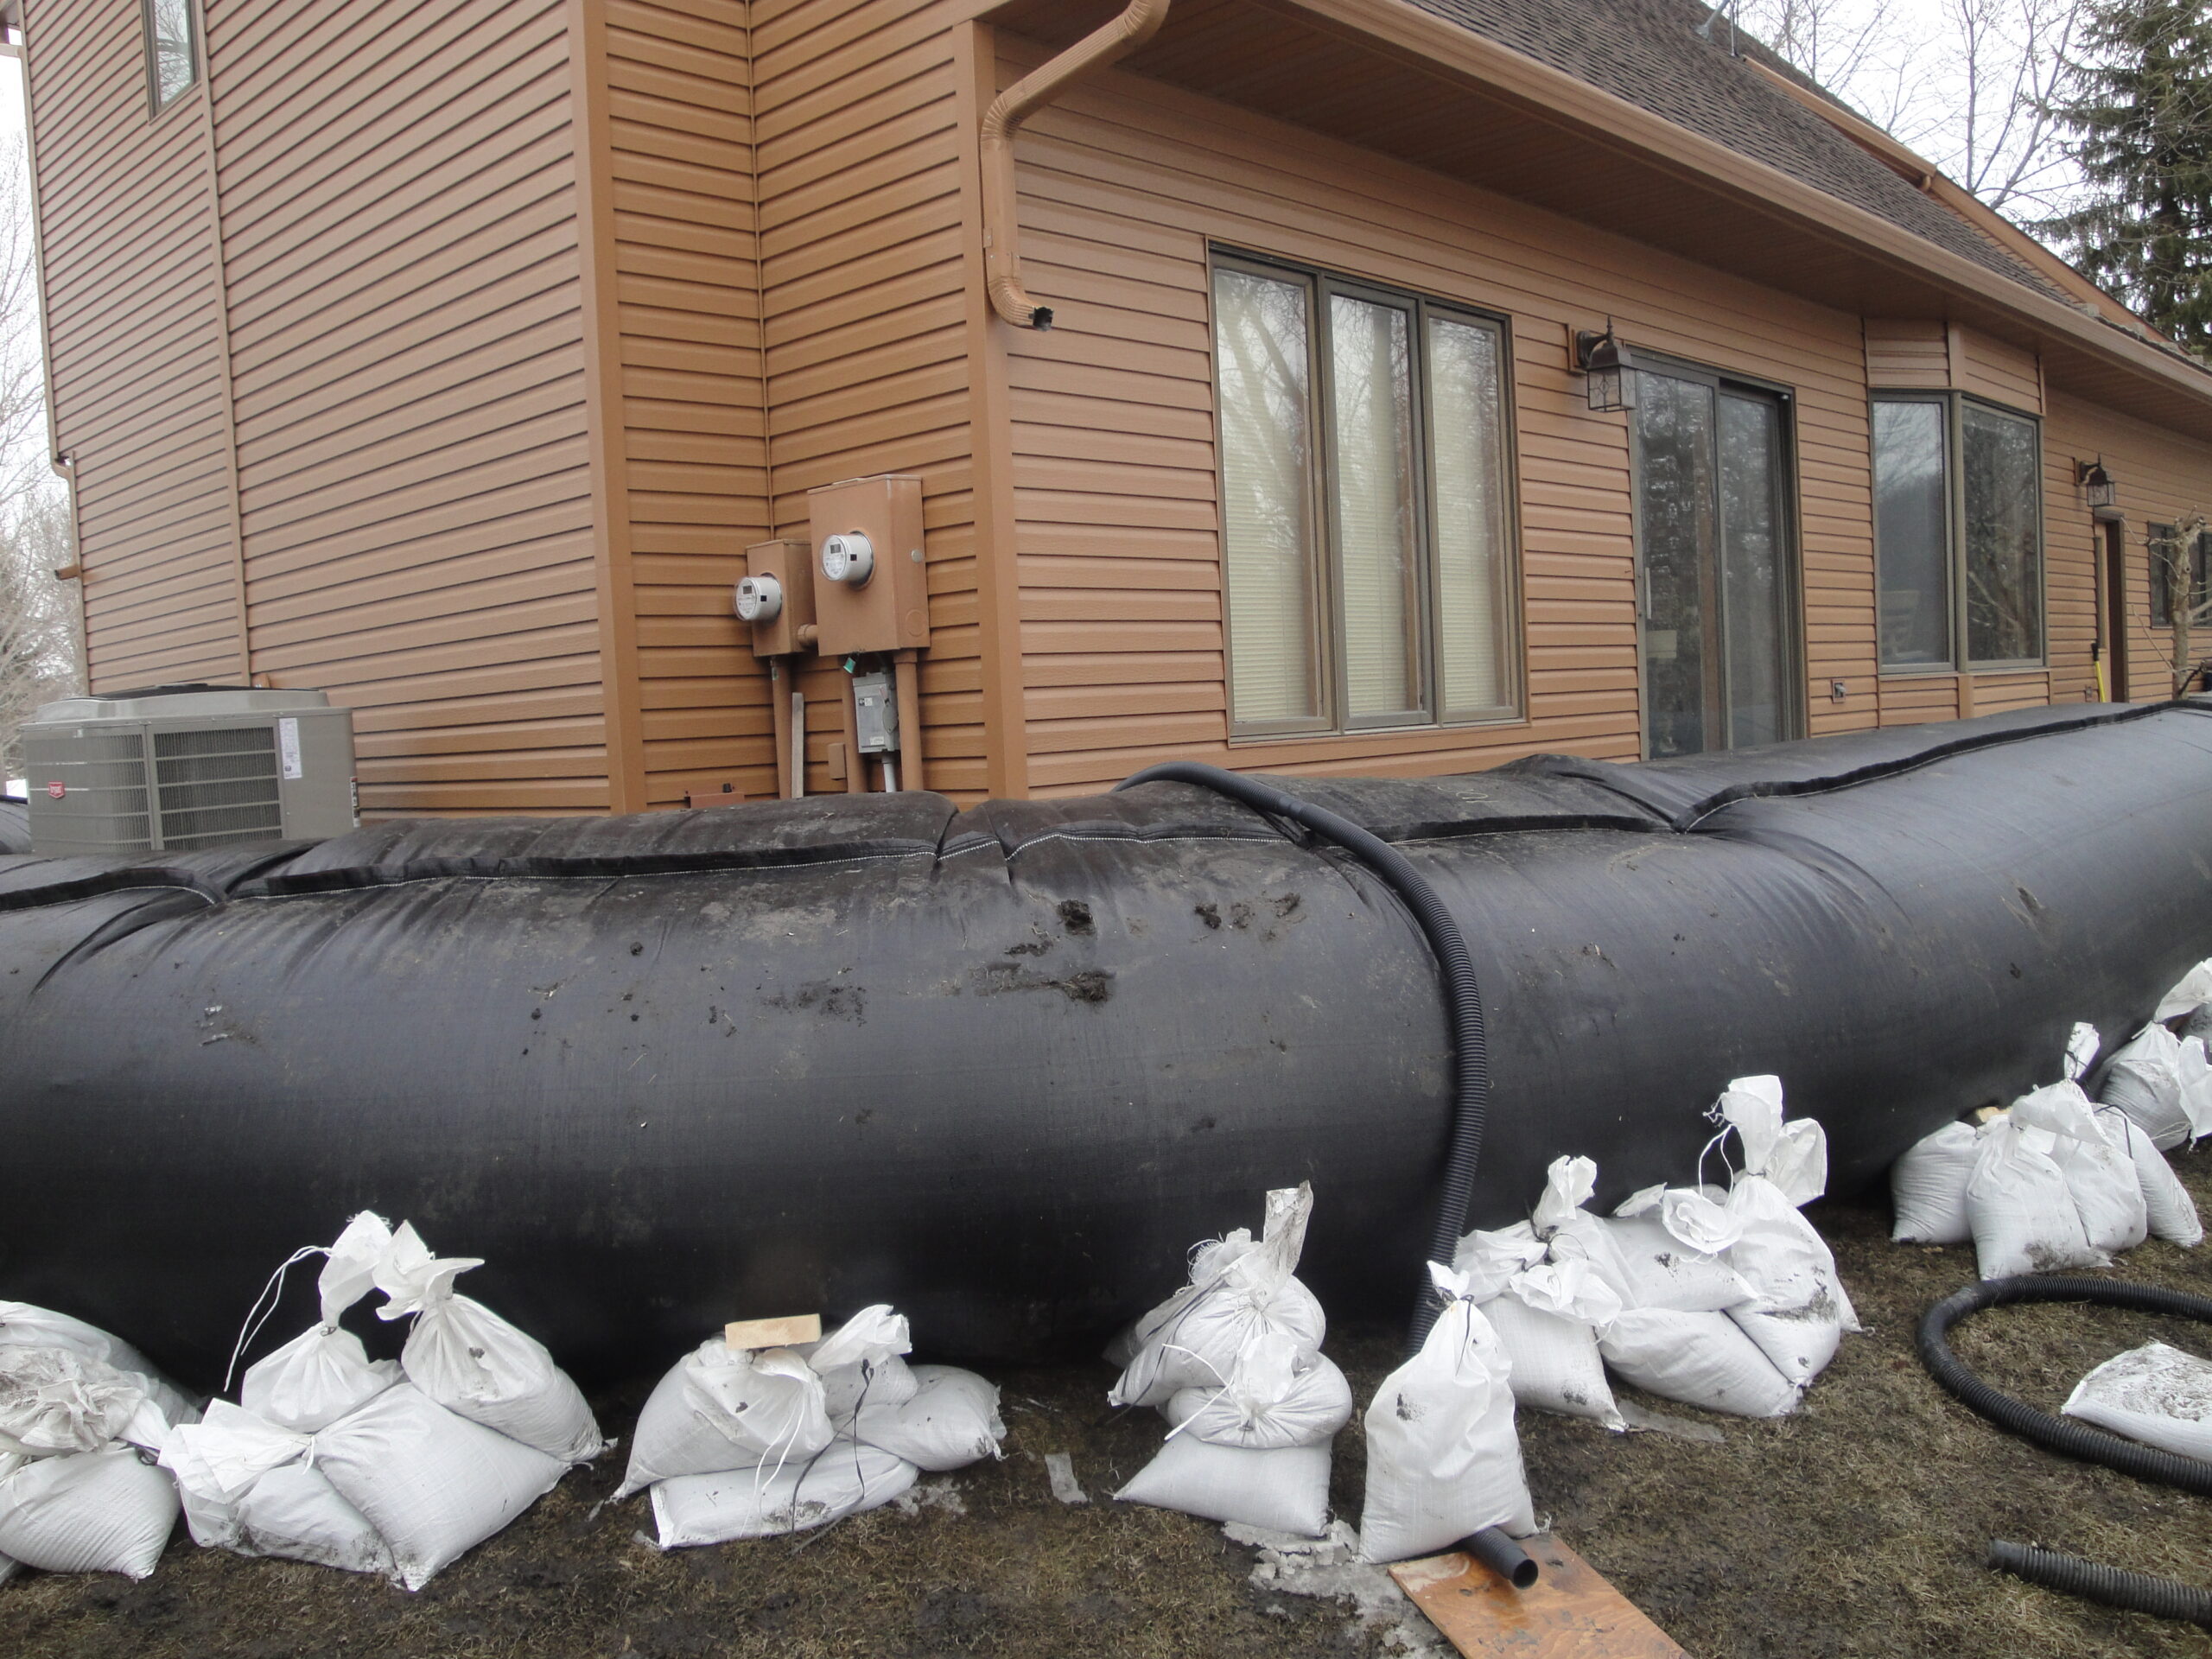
[980, 0, 1170, 328]
[1264, 0, 2212, 416]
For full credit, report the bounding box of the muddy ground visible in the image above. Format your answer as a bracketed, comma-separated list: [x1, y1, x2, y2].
[16, 1155, 2212, 1659]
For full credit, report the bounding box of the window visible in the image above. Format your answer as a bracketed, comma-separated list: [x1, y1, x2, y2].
[2149, 524, 2210, 628]
[1872, 393, 2044, 669]
[1211, 255, 1517, 734]
[143, 0, 197, 113]
[1631, 359, 1796, 757]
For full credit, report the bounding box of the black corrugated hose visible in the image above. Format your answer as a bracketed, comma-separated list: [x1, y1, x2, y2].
[1918, 1274, 2212, 1628]
[1115, 763, 1493, 1352]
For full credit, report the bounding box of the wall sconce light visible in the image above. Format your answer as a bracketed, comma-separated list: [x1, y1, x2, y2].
[1574, 321, 1637, 413]
[2078, 457, 2116, 510]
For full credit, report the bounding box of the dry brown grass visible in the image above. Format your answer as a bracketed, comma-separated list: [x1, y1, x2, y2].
[14, 1155, 2212, 1657]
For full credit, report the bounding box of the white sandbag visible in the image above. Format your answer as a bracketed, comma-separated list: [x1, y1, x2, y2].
[850, 1364, 1006, 1471]
[802, 1306, 919, 1422]
[1116, 1435, 1332, 1536]
[1599, 1307, 1801, 1419]
[1451, 1222, 1548, 1300]
[1358, 1265, 1535, 1566]
[244, 1211, 402, 1433]
[2156, 960, 2212, 1022]
[1606, 1187, 1753, 1311]
[1717, 1075, 1828, 1206]
[2097, 1108, 2203, 1247]
[2180, 1037, 2212, 1141]
[161, 1402, 391, 1576]
[1890, 1121, 1980, 1245]
[650, 1440, 917, 1546]
[2013, 1083, 2147, 1254]
[1484, 1259, 1624, 1428]
[1725, 1169, 1858, 1321]
[1110, 1184, 1326, 1408]
[1528, 1155, 1638, 1305]
[1965, 1113, 2108, 1278]
[616, 1339, 834, 1499]
[376, 1223, 603, 1463]
[0, 1445, 177, 1578]
[2061, 1340, 2212, 1460]
[1160, 1341, 1352, 1451]
[0, 1303, 196, 1431]
[2098, 1024, 2195, 1151]
[313, 1382, 567, 1592]
[0, 1345, 153, 1457]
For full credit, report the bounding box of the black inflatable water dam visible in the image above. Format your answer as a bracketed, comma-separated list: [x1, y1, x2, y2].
[3, 702, 2211, 1387]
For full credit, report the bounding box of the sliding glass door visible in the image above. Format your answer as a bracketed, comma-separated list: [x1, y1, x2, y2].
[1633, 365, 1796, 758]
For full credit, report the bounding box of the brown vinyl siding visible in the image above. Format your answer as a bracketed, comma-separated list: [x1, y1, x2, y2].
[25, 0, 242, 689]
[752, 1, 986, 799]
[995, 41, 1885, 794]
[602, 0, 772, 809]
[210, 0, 603, 817]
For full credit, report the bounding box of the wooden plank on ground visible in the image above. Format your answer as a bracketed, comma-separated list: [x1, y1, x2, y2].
[1389, 1536, 1686, 1658]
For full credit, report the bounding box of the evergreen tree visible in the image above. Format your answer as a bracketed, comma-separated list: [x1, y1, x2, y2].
[2043, 1, 2212, 354]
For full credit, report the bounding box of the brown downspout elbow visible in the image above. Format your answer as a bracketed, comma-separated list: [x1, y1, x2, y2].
[979, 0, 1170, 330]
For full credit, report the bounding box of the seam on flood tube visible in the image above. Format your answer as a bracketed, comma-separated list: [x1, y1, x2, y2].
[0, 874, 226, 915]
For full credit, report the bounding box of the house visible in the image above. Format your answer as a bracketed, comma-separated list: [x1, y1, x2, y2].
[13, 0, 2212, 817]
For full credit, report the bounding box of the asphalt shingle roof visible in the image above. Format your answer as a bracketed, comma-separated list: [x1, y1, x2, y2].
[1407, 0, 2066, 301]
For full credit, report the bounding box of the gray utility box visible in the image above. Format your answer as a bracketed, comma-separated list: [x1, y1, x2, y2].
[24, 686, 358, 856]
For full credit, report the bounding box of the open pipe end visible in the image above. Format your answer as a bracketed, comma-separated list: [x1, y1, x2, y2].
[1466, 1527, 1539, 1589]
[1030, 305, 1054, 331]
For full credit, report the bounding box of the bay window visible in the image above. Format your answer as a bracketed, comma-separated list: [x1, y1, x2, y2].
[1212, 255, 1518, 734]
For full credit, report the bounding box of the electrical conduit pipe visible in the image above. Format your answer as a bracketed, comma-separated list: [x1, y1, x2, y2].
[980, 0, 1171, 329]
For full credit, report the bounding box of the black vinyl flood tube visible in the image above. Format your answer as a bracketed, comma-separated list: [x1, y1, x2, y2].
[1919, 1274, 2212, 1626]
[1115, 763, 1492, 1356]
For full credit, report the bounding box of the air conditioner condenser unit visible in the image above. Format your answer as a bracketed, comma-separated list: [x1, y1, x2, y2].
[23, 684, 359, 857]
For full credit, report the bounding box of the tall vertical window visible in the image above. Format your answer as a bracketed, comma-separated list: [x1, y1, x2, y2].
[1212, 255, 1517, 734]
[1872, 394, 2044, 669]
[143, 0, 198, 113]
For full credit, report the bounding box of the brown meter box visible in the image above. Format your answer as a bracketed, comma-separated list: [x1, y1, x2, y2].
[807, 474, 928, 658]
[741, 537, 815, 658]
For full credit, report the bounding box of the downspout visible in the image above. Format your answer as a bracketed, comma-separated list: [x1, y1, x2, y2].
[979, 0, 1169, 329]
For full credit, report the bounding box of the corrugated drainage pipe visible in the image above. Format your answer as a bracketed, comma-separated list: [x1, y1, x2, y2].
[980, 0, 1170, 329]
[1919, 1274, 2212, 1627]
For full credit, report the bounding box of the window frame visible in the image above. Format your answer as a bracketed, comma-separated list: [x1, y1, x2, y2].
[2148, 524, 2210, 630]
[1208, 248, 1525, 739]
[1620, 349, 1807, 758]
[141, 0, 200, 118]
[1871, 390, 2048, 674]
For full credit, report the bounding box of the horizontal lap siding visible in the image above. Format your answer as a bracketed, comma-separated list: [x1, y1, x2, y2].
[753, 1, 981, 799]
[209, 0, 603, 817]
[1001, 48, 1881, 796]
[27, 0, 240, 688]
[608, 0, 772, 808]
[2046, 390, 2212, 702]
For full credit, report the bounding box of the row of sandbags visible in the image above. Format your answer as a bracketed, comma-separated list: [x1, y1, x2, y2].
[618, 1308, 1005, 1548]
[4, 1214, 1007, 1587]
[1892, 1021, 2203, 1277]
[1096, 1089, 1857, 1568]
[1099, 1183, 1529, 1565]
[1455, 1078, 1856, 1425]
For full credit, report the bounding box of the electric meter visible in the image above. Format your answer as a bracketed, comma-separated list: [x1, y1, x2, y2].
[734, 574, 782, 623]
[820, 531, 874, 586]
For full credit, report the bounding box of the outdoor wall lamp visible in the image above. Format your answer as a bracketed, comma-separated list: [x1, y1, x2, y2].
[1575, 321, 1637, 413]
[2078, 457, 2116, 510]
